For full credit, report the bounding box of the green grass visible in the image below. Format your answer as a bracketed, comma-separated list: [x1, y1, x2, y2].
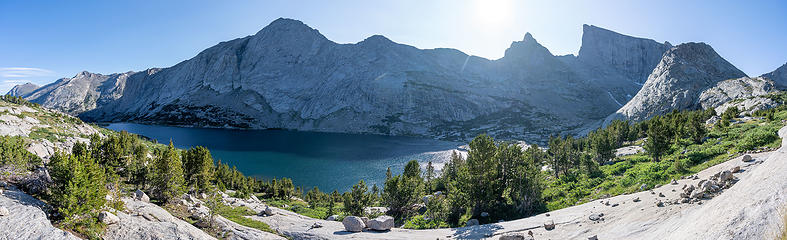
[266, 198, 336, 220]
[542, 115, 785, 211]
[217, 205, 276, 234]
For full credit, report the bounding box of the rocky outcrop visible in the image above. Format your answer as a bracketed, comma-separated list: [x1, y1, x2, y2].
[0, 186, 79, 240]
[7, 82, 39, 97]
[698, 77, 775, 110]
[762, 62, 787, 89]
[606, 43, 747, 122]
[103, 197, 214, 240]
[214, 215, 285, 240]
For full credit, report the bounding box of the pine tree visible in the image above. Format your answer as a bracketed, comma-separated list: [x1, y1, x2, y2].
[183, 146, 215, 193]
[153, 141, 185, 202]
[645, 116, 671, 161]
[343, 180, 373, 216]
[48, 149, 107, 224]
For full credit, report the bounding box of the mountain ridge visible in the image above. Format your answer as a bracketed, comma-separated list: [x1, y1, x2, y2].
[8, 18, 762, 143]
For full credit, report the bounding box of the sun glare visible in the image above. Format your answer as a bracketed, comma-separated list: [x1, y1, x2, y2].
[475, 0, 512, 25]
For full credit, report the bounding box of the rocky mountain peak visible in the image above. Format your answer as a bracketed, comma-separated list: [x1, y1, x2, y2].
[253, 17, 326, 42]
[502, 32, 554, 62]
[606, 42, 747, 122]
[762, 62, 787, 89]
[6, 82, 40, 97]
[359, 35, 395, 46]
[577, 24, 671, 84]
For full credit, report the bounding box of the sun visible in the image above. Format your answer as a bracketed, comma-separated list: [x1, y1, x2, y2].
[475, 0, 512, 25]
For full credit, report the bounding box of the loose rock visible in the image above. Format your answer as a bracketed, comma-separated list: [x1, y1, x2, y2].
[742, 154, 753, 162]
[99, 211, 120, 225]
[312, 222, 323, 228]
[500, 233, 526, 240]
[719, 170, 733, 182]
[731, 166, 741, 173]
[480, 212, 490, 217]
[263, 206, 275, 216]
[544, 220, 555, 230]
[588, 235, 599, 240]
[466, 219, 479, 227]
[367, 215, 394, 231]
[589, 213, 604, 221]
[0, 206, 9, 216]
[342, 216, 366, 232]
[134, 190, 150, 203]
[326, 215, 339, 221]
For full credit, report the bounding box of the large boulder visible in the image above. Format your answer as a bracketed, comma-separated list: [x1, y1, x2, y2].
[367, 215, 394, 231]
[99, 211, 119, 225]
[133, 189, 150, 202]
[342, 216, 366, 232]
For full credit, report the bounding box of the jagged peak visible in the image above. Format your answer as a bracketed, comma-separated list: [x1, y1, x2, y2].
[523, 32, 535, 42]
[359, 35, 395, 45]
[502, 32, 553, 59]
[253, 17, 327, 41]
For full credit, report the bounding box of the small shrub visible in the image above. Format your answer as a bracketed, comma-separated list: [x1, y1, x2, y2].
[402, 215, 449, 229]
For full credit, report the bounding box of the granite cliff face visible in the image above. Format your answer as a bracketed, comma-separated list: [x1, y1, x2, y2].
[19, 71, 132, 115]
[606, 43, 748, 122]
[8, 18, 757, 142]
[7, 83, 39, 97]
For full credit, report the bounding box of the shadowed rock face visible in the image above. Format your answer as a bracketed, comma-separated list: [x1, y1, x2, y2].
[6, 18, 744, 142]
[606, 42, 748, 122]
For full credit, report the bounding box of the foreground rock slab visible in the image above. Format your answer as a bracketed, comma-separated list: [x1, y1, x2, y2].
[0, 186, 78, 240]
[103, 197, 214, 240]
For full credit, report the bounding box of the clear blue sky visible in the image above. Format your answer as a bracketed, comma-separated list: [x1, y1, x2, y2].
[1, 0, 785, 92]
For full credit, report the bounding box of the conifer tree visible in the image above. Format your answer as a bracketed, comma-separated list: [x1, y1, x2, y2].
[48, 147, 107, 224]
[645, 116, 671, 161]
[183, 146, 215, 193]
[153, 141, 185, 202]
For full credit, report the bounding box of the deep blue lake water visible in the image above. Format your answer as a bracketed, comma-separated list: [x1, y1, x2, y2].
[105, 123, 461, 192]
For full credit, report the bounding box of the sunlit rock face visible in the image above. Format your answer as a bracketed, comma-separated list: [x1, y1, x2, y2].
[20, 71, 131, 115]
[7, 83, 39, 97]
[9, 18, 746, 142]
[606, 43, 748, 123]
